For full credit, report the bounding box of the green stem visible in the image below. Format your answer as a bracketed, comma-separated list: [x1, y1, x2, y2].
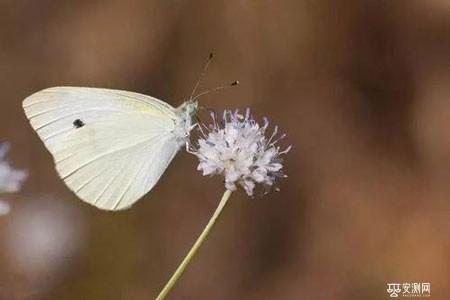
[155, 189, 233, 300]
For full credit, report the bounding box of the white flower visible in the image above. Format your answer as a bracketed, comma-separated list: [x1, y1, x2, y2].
[194, 109, 291, 196]
[0, 142, 28, 216]
[0, 142, 28, 193]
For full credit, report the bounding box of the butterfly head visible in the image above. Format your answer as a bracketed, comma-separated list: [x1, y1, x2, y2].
[182, 100, 198, 117]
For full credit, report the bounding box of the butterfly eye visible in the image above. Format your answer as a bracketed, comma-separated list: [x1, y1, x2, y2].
[73, 119, 85, 128]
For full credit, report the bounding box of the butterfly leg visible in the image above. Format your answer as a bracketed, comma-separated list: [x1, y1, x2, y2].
[185, 141, 196, 154]
[184, 124, 199, 154]
[189, 123, 199, 131]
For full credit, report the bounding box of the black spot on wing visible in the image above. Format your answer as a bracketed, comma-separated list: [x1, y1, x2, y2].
[73, 119, 85, 128]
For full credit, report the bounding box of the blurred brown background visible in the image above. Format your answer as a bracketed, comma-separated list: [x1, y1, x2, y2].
[1, 0, 450, 299]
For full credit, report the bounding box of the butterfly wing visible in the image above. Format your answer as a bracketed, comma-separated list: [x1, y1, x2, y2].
[23, 87, 181, 210]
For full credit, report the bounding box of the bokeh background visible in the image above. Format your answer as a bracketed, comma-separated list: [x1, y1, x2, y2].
[1, 1, 450, 299]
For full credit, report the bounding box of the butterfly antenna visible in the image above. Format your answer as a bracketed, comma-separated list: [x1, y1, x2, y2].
[190, 52, 214, 100]
[192, 81, 239, 102]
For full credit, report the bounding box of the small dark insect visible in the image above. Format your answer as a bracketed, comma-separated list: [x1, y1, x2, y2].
[73, 119, 85, 128]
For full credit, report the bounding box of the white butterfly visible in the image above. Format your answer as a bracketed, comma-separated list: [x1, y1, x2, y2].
[23, 87, 198, 211]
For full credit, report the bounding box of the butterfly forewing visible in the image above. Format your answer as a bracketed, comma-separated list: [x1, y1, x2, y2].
[23, 87, 182, 210]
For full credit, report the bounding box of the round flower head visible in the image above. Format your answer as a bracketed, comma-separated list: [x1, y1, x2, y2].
[194, 109, 291, 196]
[0, 142, 28, 216]
[0, 143, 28, 194]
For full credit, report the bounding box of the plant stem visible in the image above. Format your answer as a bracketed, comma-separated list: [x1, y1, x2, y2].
[155, 189, 233, 300]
